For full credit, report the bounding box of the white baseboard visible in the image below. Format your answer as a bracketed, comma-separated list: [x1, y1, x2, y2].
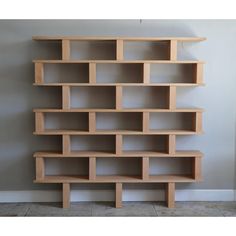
[0, 189, 235, 203]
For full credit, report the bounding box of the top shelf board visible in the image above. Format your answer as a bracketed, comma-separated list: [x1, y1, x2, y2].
[32, 36, 206, 42]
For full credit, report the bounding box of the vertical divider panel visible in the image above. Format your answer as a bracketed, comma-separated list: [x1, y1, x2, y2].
[169, 40, 178, 61]
[89, 62, 96, 83]
[168, 134, 176, 154]
[168, 86, 176, 110]
[142, 157, 149, 180]
[166, 182, 175, 208]
[89, 157, 96, 180]
[62, 85, 71, 109]
[35, 112, 45, 132]
[142, 112, 149, 132]
[36, 157, 45, 180]
[35, 63, 44, 84]
[193, 112, 203, 133]
[116, 39, 124, 60]
[116, 86, 123, 110]
[63, 135, 71, 154]
[89, 112, 96, 132]
[62, 183, 70, 208]
[115, 183, 123, 208]
[116, 134, 122, 155]
[193, 156, 202, 180]
[194, 63, 204, 84]
[143, 63, 150, 84]
[62, 39, 70, 60]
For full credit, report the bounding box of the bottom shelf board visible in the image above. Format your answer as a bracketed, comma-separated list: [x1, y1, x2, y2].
[34, 150, 203, 157]
[34, 175, 197, 183]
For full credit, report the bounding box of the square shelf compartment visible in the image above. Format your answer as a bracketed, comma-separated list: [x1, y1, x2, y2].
[45, 158, 89, 177]
[96, 112, 142, 132]
[150, 63, 196, 84]
[71, 135, 115, 153]
[124, 40, 170, 60]
[149, 157, 192, 176]
[150, 112, 195, 132]
[96, 157, 142, 178]
[123, 135, 169, 153]
[44, 112, 88, 132]
[70, 86, 115, 109]
[122, 87, 169, 109]
[70, 40, 116, 60]
[96, 63, 143, 83]
[44, 63, 89, 83]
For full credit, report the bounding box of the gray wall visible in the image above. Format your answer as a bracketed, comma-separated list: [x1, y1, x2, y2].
[0, 20, 235, 192]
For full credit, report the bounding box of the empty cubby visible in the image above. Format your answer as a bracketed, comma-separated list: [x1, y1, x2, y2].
[123, 135, 169, 153]
[70, 86, 116, 109]
[70, 40, 116, 60]
[96, 63, 143, 83]
[149, 112, 195, 131]
[150, 63, 196, 83]
[34, 41, 62, 60]
[122, 87, 169, 109]
[44, 63, 89, 83]
[149, 157, 192, 176]
[96, 157, 142, 177]
[45, 158, 89, 177]
[96, 112, 142, 131]
[123, 40, 170, 60]
[71, 135, 115, 153]
[44, 112, 88, 131]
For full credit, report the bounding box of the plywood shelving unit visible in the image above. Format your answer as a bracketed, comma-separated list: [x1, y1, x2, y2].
[33, 36, 205, 208]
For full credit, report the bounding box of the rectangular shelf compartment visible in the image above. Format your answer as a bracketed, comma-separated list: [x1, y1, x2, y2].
[123, 135, 169, 154]
[70, 86, 116, 109]
[150, 63, 199, 84]
[96, 112, 143, 132]
[43, 63, 89, 83]
[70, 40, 116, 60]
[123, 40, 170, 60]
[122, 86, 169, 109]
[96, 63, 143, 83]
[43, 112, 89, 133]
[71, 135, 116, 154]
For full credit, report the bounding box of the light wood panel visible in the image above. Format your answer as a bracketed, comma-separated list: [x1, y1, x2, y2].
[143, 63, 150, 84]
[115, 183, 122, 208]
[116, 86, 123, 110]
[142, 112, 149, 132]
[142, 157, 149, 180]
[116, 39, 124, 60]
[62, 135, 70, 155]
[62, 183, 70, 208]
[89, 112, 96, 132]
[116, 134, 122, 155]
[89, 63, 96, 83]
[35, 112, 44, 132]
[168, 135, 176, 155]
[166, 182, 175, 208]
[62, 85, 70, 109]
[36, 157, 45, 180]
[169, 40, 178, 61]
[62, 39, 70, 60]
[35, 63, 44, 83]
[193, 156, 202, 180]
[33, 36, 206, 42]
[89, 157, 96, 180]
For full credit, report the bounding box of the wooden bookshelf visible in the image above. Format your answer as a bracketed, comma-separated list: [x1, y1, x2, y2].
[33, 36, 205, 209]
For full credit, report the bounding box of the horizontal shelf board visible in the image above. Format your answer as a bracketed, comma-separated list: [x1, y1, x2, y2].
[34, 129, 201, 135]
[34, 174, 196, 183]
[33, 108, 204, 113]
[33, 59, 205, 64]
[34, 150, 203, 157]
[32, 36, 206, 42]
[33, 83, 205, 87]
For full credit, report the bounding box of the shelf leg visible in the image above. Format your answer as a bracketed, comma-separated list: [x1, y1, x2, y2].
[35, 62, 44, 84]
[142, 112, 149, 132]
[116, 134, 122, 155]
[168, 86, 176, 110]
[63, 135, 70, 155]
[168, 134, 176, 155]
[115, 183, 122, 208]
[62, 39, 70, 60]
[35, 112, 44, 133]
[62, 85, 70, 109]
[116, 39, 124, 60]
[62, 183, 70, 209]
[143, 63, 150, 84]
[194, 63, 203, 84]
[169, 40, 177, 61]
[166, 182, 175, 208]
